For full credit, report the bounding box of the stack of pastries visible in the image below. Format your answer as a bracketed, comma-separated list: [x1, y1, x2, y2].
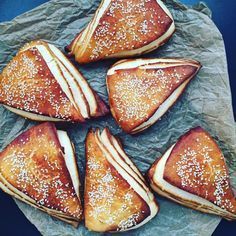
[0, 0, 235, 234]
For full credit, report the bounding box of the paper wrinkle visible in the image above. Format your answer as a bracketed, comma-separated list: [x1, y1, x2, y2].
[0, 0, 235, 235]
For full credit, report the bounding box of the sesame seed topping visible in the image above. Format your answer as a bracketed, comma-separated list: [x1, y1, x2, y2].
[117, 212, 140, 231]
[86, 136, 146, 230]
[109, 65, 191, 127]
[165, 128, 236, 213]
[0, 46, 79, 121]
[0, 124, 82, 219]
[78, 0, 172, 61]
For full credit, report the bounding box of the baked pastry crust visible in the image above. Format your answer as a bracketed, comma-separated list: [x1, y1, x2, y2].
[106, 58, 201, 134]
[67, 0, 175, 63]
[85, 128, 158, 232]
[0, 122, 83, 226]
[0, 40, 108, 122]
[148, 127, 236, 220]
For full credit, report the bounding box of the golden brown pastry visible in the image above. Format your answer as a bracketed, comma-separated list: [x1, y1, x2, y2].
[66, 0, 175, 63]
[0, 122, 83, 227]
[0, 40, 108, 122]
[147, 127, 236, 220]
[106, 58, 201, 134]
[85, 128, 158, 232]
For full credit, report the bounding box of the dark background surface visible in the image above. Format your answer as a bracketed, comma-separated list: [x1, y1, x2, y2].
[0, 0, 235, 235]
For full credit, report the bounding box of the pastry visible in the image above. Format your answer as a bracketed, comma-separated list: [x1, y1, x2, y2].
[106, 58, 201, 134]
[84, 128, 158, 232]
[147, 127, 236, 220]
[0, 40, 108, 122]
[66, 0, 175, 63]
[0, 122, 83, 226]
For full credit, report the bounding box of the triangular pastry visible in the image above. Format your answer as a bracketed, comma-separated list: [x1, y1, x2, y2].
[0, 40, 108, 122]
[148, 127, 236, 220]
[66, 0, 175, 63]
[0, 122, 83, 226]
[85, 128, 158, 232]
[106, 58, 201, 134]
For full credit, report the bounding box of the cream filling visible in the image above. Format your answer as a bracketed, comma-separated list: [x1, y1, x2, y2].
[35, 45, 78, 111]
[95, 130, 158, 231]
[75, 0, 110, 56]
[48, 44, 98, 116]
[152, 144, 236, 218]
[110, 135, 145, 181]
[74, 0, 174, 59]
[132, 78, 191, 133]
[56, 59, 89, 118]
[73, 29, 87, 56]
[99, 130, 149, 192]
[4, 105, 64, 122]
[57, 130, 80, 198]
[107, 58, 199, 75]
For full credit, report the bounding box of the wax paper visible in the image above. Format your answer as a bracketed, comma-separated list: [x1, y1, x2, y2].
[0, 0, 235, 235]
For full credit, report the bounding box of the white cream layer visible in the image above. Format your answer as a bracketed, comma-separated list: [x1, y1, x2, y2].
[107, 58, 199, 75]
[35, 45, 78, 110]
[110, 135, 145, 181]
[4, 105, 64, 122]
[99, 130, 149, 192]
[48, 44, 98, 116]
[57, 130, 80, 198]
[74, 0, 110, 56]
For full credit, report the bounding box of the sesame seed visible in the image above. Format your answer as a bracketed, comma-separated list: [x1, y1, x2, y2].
[86, 136, 144, 230]
[0, 46, 77, 121]
[109, 65, 188, 125]
[171, 129, 235, 212]
[77, 0, 173, 60]
[0, 124, 82, 218]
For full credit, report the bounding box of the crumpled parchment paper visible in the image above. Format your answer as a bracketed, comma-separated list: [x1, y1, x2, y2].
[0, 0, 235, 235]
